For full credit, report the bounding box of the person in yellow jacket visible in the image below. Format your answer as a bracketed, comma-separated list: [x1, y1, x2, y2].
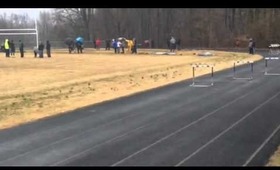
[126, 39, 134, 53]
[4, 39, 10, 57]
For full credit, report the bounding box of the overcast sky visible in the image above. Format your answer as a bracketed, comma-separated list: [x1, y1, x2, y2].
[0, 8, 54, 19]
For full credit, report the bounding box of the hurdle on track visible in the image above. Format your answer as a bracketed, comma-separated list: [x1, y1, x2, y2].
[264, 57, 280, 75]
[268, 44, 280, 56]
[190, 63, 214, 87]
[233, 61, 254, 80]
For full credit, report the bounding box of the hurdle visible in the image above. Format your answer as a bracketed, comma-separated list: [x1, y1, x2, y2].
[233, 61, 254, 80]
[268, 44, 280, 56]
[190, 63, 214, 87]
[264, 57, 280, 75]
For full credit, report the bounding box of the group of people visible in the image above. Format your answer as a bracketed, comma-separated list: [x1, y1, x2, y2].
[33, 41, 51, 58]
[67, 40, 83, 54]
[110, 38, 137, 54]
[1, 39, 24, 58]
[2, 39, 51, 58]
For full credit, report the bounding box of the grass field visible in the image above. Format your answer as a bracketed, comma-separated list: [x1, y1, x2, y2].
[0, 49, 262, 129]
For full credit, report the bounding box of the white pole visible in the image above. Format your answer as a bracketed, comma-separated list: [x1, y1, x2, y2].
[35, 19, 38, 48]
[0, 33, 37, 35]
[0, 29, 37, 31]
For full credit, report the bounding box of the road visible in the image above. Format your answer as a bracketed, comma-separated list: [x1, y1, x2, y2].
[0, 51, 280, 166]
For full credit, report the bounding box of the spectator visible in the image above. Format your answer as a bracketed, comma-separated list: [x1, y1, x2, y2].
[10, 40, 15, 56]
[4, 39, 10, 57]
[151, 39, 154, 48]
[38, 42, 44, 58]
[93, 39, 96, 49]
[176, 38, 181, 50]
[132, 38, 137, 54]
[126, 39, 133, 53]
[105, 39, 111, 50]
[167, 38, 170, 49]
[117, 40, 121, 54]
[252, 39, 256, 54]
[68, 40, 75, 54]
[76, 41, 83, 54]
[170, 36, 176, 52]
[112, 39, 117, 54]
[19, 40, 24, 58]
[248, 38, 254, 55]
[120, 40, 125, 53]
[46, 40, 51, 57]
[34, 46, 38, 58]
[96, 38, 101, 50]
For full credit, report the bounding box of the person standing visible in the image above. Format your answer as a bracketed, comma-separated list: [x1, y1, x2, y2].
[96, 38, 101, 50]
[4, 39, 10, 57]
[76, 41, 83, 54]
[38, 42, 44, 58]
[116, 40, 121, 54]
[248, 38, 254, 55]
[105, 39, 111, 50]
[132, 38, 137, 54]
[252, 39, 256, 54]
[170, 36, 176, 52]
[46, 40, 51, 57]
[176, 38, 181, 50]
[19, 40, 24, 58]
[34, 46, 38, 58]
[93, 38, 96, 49]
[112, 39, 117, 54]
[10, 40, 15, 56]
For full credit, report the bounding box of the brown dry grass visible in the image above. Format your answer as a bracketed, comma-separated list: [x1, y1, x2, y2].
[267, 146, 280, 166]
[0, 49, 262, 131]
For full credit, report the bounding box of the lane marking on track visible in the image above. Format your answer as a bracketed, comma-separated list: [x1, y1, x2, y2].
[111, 90, 253, 166]
[52, 124, 149, 166]
[243, 123, 280, 166]
[0, 111, 141, 164]
[175, 90, 280, 166]
[1, 80, 242, 165]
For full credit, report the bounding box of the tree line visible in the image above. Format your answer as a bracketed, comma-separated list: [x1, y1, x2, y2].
[0, 8, 279, 48]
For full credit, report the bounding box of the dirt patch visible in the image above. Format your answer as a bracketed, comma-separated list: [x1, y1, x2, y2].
[0, 49, 262, 130]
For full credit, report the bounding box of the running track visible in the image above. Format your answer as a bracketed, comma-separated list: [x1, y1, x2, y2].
[0, 51, 280, 166]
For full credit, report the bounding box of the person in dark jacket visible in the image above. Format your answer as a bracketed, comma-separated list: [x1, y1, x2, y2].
[105, 39, 111, 50]
[19, 40, 24, 58]
[248, 38, 256, 55]
[132, 38, 137, 54]
[10, 40, 15, 56]
[76, 41, 83, 54]
[176, 38, 181, 50]
[46, 40, 51, 57]
[38, 42, 44, 58]
[34, 46, 38, 58]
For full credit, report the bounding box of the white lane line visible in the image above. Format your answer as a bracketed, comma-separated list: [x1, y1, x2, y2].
[52, 124, 149, 166]
[0, 111, 141, 164]
[0, 84, 221, 164]
[175, 90, 280, 166]
[111, 91, 253, 166]
[243, 123, 280, 166]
